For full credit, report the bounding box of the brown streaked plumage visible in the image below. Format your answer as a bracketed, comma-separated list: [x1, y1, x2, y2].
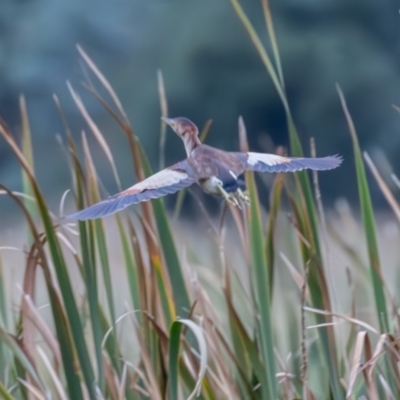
[65, 117, 342, 220]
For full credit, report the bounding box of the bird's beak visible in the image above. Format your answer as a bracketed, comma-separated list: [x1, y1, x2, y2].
[161, 117, 174, 127]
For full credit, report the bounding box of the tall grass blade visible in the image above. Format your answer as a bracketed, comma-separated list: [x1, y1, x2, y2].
[288, 191, 342, 397]
[80, 131, 115, 390]
[229, 0, 287, 110]
[117, 217, 142, 312]
[0, 246, 8, 384]
[337, 86, 389, 332]
[0, 124, 96, 398]
[0, 382, 17, 400]
[0, 184, 85, 400]
[229, 3, 343, 396]
[78, 221, 104, 391]
[265, 175, 283, 293]
[226, 298, 267, 397]
[261, 0, 284, 87]
[246, 170, 277, 399]
[138, 146, 191, 318]
[0, 249, 6, 329]
[19, 95, 37, 247]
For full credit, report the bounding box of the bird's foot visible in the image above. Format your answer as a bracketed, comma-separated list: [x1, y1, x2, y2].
[219, 186, 240, 207]
[227, 193, 240, 207]
[236, 189, 250, 206]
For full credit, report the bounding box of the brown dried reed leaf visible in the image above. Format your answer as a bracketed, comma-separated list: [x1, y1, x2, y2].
[157, 69, 168, 170]
[118, 363, 128, 400]
[304, 306, 378, 335]
[346, 331, 371, 397]
[157, 69, 168, 119]
[238, 116, 249, 153]
[133, 325, 163, 400]
[19, 95, 34, 172]
[77, 44, 128, 121]
[280, 252, 306, 290]
[0, 122, 33, 179]
[23, 294, 62, 371]
[67, 82, 121, 190]
[56, 232, 79, 256]
[20, 246, 41, 392]
[285, 208, 312, 249]
[192, 281, 237, 398]
[0, 190, 35, 202]
[53, 94, 73, 137]
[81, 130, 101, 202]
[385, 334, 400, 386]
[364, 152, 400, 223]
[102, 355, 119, 400]
[37, 346, 68, 400]
[17, 378, 46, 400]
[146, 313, 169, 354]
[199, 119, 213, 143]
[362, 333, 378, 399]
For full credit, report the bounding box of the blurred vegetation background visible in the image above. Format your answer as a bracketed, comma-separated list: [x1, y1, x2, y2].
[1, 0, 400, 212]
[1, 1, 400, 399]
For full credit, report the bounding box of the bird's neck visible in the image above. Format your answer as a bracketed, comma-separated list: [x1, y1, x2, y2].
[183, 135, 201, 156]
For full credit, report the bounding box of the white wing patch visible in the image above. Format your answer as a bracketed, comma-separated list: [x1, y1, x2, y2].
[247, 152, 291, 166]
[122, 169, 189, 195]
[229, 170, 237, 180]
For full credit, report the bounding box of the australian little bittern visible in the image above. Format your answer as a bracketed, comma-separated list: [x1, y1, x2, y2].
[65, 117, 342, 220]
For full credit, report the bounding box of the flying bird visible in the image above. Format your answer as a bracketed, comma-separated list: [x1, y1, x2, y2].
[65, 117, 342, 220]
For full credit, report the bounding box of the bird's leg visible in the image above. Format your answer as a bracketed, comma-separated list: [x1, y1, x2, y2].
[218, 185, 240, 207]
[236, 188, 251, 206]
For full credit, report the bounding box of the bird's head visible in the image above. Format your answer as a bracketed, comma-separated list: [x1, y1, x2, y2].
[161, 117, 199, 138]
[161, 117, 201, 155]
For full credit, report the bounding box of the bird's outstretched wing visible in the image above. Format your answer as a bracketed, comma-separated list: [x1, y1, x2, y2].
[235, 152, 342, 173]
[65, 164, 195, 220]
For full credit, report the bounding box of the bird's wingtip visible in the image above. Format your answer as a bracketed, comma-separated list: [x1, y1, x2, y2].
[331, 154, 344, 165]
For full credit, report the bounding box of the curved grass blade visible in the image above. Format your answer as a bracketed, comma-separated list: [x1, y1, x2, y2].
[169, 319, 207, 400]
